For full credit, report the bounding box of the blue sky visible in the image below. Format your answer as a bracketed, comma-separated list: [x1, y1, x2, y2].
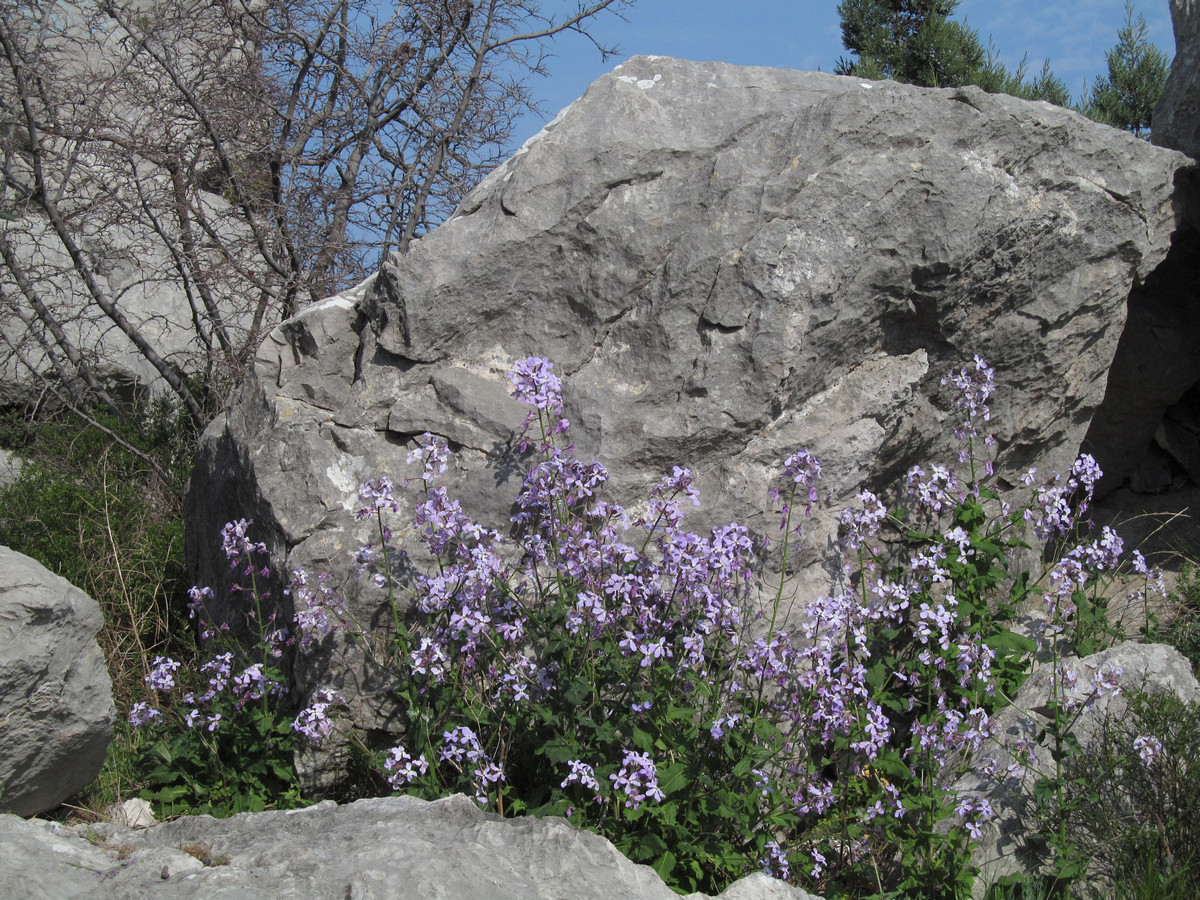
[509, 0, 1176, 148]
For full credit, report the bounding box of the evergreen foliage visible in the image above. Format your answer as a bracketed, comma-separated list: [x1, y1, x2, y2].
[835, 0, 1068, 105]
[1083, 1, 1170, 138]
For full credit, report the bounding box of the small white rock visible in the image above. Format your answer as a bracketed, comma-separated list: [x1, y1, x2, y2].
[108, 798, 157, 828]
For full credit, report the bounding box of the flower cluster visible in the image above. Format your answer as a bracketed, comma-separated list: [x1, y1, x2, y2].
[608, 750, 666, 809]
[154, 356, 1167, 896]
[220, 518, 269, 577]
[383, 744, 430, 789]
[130, 649, 286, 733]
[291, 690, 343, 745]
[1132, 734, 1164, 767]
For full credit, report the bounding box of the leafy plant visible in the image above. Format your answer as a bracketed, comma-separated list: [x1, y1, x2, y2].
[137, 353, 1176, 898]
[1153, 562, 1200, 676]
[274, 355, 1162, 898]
[128, 523, 308, 818]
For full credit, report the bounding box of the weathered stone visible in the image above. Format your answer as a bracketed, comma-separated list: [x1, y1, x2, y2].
[0, 794, 822, 900]
[0, 546, 114, 817]
[1153, 0, 1200, 157]
[187, 58, 1199, 793]
[107, 798, 157, 828]
[1081, 219, 1200, 496]
[954, 641, 1200, 898]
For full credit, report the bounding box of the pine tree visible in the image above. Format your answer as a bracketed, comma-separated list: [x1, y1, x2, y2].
[834, 0, 984, 88]
[1084, 0, 1169, 138]
[834, 0, 1069, 105]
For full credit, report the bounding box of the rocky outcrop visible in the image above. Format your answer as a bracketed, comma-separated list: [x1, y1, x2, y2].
[186, 57, 1200, 792]
[0, 794, 822, 900]
[1153, 0, 1200, 157]
[0, 546, 114, 817]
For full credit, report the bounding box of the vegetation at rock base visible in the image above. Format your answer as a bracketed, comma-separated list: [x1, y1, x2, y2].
[0, 0, 1193, 894]
[0, 400, 198, 810]
[104, 355, 1200, 900]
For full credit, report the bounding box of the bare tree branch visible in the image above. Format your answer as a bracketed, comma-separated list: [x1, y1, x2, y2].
[0, 0, 633, 433]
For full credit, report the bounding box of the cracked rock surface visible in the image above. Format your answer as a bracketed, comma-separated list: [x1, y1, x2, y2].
[0, 794, 821, 899]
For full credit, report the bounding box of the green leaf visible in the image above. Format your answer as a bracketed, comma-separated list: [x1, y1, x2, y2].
[657, 761, 689, 797]
[631, 727, 653, 753]
[985, 630, 1036, 654]
[564, 677, 590, 707]
[651, 849, 677, 882]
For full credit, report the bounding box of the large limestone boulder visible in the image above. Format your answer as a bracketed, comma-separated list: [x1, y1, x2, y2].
[1153, 0, 1200, 157]
[0, 546, 114, 816]
[0, 794, 822, 899]
[187, 57, 1200, 792]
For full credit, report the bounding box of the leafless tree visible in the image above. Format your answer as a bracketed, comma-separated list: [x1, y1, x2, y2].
[0, 0, 630, 427]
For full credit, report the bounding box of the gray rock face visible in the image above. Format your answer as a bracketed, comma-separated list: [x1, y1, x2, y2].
[0, 546, 114, 817]
[955, 641, 1200, 898]
[0, 794, 822, 900]
[1153, 0, 1200, 157]
[187, 57, 1199, 792]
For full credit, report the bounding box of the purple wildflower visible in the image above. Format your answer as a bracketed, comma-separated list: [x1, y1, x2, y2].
[356, 476, 401, 520]
[608, 750, 665, 809]
[129, 701, 161, 729]
[508, 356, 564, 415]
[407, 433, 451, 480]
[144, 656, 180, 692]
[220, 519, 268, 575]
[761, 840, 791, 880]
[1133, 734, 1163, 767]
[292, 690, 343, 745]
[383, 744, 429, 789]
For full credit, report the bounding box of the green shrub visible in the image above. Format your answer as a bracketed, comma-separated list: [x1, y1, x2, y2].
[1043, 688, 1200, 899]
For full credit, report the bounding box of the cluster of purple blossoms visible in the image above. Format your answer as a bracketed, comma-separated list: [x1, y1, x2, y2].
[439, 725, 505, 803]
[186, 585, 213, 621]
[942, 354, 997, 459]
[508, 356, 564, 415]
[608, 750, 665, 810]
[760, 840, 791, 880]
[198, 652, 233, 701]
[561, 759, 602, 796]
[145, 656, 181, 691]
[772, 449, 823, 526]
[1053, 662, 1124, 714]
[356, 476, 401, 520]
[290, 568, 347, 652]
[129, 701, 161, 728]
[291, 690, 343, 745]
[220, 519, 269, 577]
[954, 795, 996, 840]
[839, 490, 887, 550]
[320, 353, 1161, 890]
[231, 662, 284, 708]
[407, 432, 451, 479]
[905, 463, 960, 513]
[1025, 453, 1103, 542]
[383, 744, 429, 789]
[1133, 734, 1164, 767]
